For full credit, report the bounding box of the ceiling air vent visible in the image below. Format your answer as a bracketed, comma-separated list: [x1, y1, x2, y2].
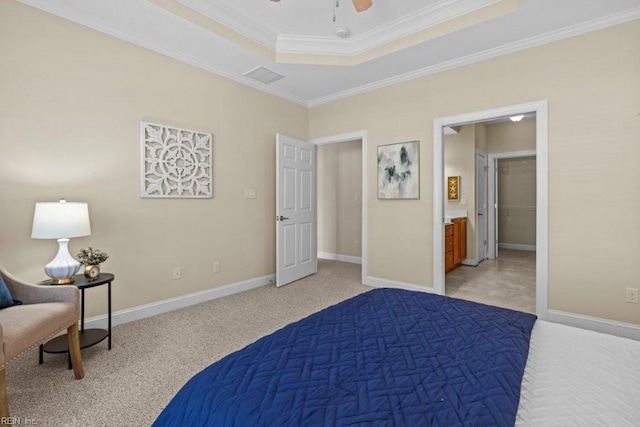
[244, 66, 285, 85]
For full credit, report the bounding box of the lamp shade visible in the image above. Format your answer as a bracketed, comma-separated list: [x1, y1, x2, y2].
[31, 200, 91, 239]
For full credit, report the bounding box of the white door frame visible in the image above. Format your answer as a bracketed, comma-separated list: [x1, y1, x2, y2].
[487, 150, 536, 259]
[433, 100, 548, 319]
[477, 149, 488, 262]
[310, 131, 368, 285]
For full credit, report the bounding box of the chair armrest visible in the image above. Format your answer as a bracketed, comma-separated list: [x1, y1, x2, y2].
[0, 322, 4, 366]
[0, 268, 79, 313]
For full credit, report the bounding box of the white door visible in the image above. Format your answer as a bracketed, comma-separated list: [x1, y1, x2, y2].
[276, 134, 317, 287]
[477, 151, 488, 261]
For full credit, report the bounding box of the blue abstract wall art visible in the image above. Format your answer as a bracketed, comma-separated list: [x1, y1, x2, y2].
[377, 141, 419, 199]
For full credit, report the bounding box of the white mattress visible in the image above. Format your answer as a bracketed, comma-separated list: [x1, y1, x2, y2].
[516, 320, 640, 426]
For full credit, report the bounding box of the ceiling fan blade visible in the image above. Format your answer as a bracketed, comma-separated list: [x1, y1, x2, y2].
[352, 0, 373, 12]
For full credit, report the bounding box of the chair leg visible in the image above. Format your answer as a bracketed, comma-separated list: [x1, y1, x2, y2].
[0, 368, 9, 419]
[66, 323, 85, 379]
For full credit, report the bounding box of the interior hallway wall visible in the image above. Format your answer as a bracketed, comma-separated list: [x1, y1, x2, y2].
[317, 141, 363, 259]
[486, 117, 536, 154]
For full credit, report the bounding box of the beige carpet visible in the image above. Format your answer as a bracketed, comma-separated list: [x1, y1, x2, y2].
[9, 255, 535, 425]
[7, 260, 368, 426]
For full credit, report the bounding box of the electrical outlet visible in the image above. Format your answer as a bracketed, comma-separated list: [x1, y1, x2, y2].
[625, 288, 639, 304]
[173, 267, 181, 280]
[244, 188, 257, 199]
[213, 261, 220, 274]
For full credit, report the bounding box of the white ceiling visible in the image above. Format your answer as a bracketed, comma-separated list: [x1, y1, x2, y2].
[18, 0, 640, 106]
[181, 0, 438, 40]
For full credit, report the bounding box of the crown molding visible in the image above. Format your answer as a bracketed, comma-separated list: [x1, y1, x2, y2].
[15, 0, 640, 108]
[276, 34, 355, 57]
[15, 0, 307, 106]
[277, 0, 503, 56]
[157, 0, 507, 59]
[308, 7, 640, 106]
[176, 0, 276, 50]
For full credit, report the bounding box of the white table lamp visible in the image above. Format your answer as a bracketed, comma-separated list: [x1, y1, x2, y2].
[31, 199, 91, 284]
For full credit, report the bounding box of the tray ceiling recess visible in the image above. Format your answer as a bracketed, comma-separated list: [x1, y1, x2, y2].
[151, 0, 528, 65]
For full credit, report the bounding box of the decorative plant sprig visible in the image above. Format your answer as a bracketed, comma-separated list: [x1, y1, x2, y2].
[76, 247, 109, 266]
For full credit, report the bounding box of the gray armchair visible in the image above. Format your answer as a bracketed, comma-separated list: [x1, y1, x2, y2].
[0, 266, 84, 417]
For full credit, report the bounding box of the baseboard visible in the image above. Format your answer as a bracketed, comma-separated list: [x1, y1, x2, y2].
[84, 274, 275, 329]
[547, 309, 640, 341]
[318, 252, 362, 265]
[90, 271, 640, 342]
[498, 243, 536, 251]
[365, 276, 434, 293]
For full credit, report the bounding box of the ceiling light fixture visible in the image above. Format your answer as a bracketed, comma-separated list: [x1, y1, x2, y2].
[336, 27, 351, 38]
[510, 115, 524, 122]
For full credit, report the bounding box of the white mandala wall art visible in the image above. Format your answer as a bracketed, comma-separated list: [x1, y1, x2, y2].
[141, 122, 213, 198]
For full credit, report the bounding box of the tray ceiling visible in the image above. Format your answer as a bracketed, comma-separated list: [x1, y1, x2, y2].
[16, 0, 640, 106]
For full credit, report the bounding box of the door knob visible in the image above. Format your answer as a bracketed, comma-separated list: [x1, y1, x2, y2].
[278, 216, 290, 221]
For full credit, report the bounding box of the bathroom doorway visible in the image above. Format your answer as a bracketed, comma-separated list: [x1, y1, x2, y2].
[433, 101, 548, 318]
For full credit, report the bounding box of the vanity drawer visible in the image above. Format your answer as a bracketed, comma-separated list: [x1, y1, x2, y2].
[445, 235, 454, 252]
[445, 224, 453, 237]
[445, 252, 454, 271]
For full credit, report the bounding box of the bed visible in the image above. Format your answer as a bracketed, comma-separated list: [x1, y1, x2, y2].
[154, 288, 538, 426]
[516, 320, 640, 425]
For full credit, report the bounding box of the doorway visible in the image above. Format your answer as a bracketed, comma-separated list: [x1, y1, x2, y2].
[433, 101, 548, 319]
[310, 131, 368, 285]
[316, 140, 363, 265]
[488, 150, 537, 259]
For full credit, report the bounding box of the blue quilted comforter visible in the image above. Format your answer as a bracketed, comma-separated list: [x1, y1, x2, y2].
[154, 289, 536, 426]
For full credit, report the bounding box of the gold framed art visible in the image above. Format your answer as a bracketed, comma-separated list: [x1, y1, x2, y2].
[447, 176, 460, 201]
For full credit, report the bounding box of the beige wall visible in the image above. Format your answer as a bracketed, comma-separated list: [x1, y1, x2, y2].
[2, 2, 639, 326]
[0, 2, 307, 317]
[444, 125, 476, 259]
[310, 21, 640, 324]
[498, 157, 536, 246]
[317, 141, 362, 258]
[487, 119, 537, 247]
[486, 117, 536, 153]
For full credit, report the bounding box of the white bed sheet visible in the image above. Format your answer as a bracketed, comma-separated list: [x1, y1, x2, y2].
[516, 320, 640, 426]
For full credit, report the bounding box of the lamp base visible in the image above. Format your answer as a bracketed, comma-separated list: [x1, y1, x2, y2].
[44, 238, 81, 285]
[50, 277, 76, 285]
